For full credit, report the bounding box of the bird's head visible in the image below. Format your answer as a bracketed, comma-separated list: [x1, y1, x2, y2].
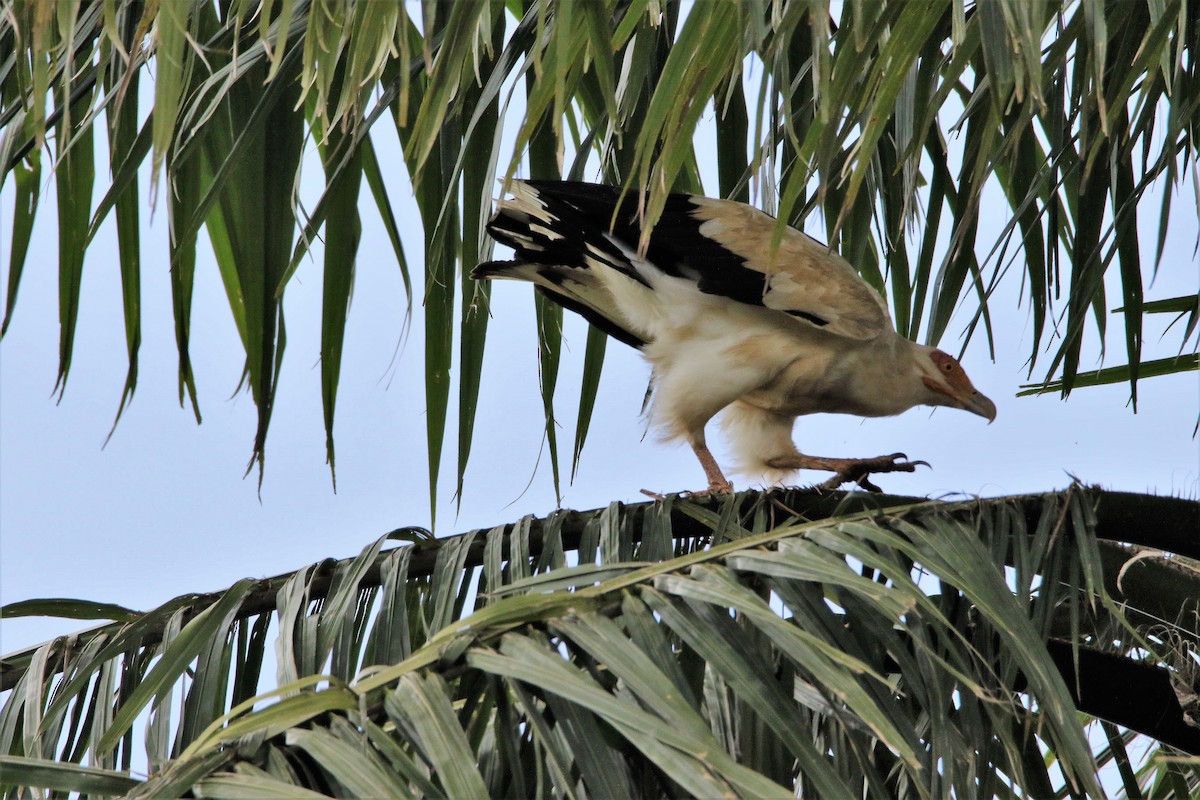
[917, 349, 997, 421]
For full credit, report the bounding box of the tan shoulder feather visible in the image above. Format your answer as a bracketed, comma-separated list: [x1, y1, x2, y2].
[689, 197, 890, 341]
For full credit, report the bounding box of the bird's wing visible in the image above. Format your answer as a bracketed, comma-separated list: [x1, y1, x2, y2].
[518, 181, 890, 342]
[685, 197, 891, 341]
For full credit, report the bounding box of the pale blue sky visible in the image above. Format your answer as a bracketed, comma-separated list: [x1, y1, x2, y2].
[2, 66, 1198, 657]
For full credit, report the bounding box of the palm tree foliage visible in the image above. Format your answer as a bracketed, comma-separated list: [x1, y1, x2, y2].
[1, 0, 1197, 510]
[2, 487, 1198, 797]
[3, 5, 1199, 796]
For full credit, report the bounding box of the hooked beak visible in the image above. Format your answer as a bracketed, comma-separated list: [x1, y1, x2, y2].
[923, 377, 997, 422]
[962, 390, 997, 423]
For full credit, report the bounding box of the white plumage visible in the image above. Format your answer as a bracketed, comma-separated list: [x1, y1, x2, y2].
[473, 180, 996, 493]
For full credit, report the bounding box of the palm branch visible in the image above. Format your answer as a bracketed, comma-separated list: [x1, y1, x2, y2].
[2, 488, 1198, 796]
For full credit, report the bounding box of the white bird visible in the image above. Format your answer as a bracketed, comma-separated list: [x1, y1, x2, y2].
[473, 180, 996, 494]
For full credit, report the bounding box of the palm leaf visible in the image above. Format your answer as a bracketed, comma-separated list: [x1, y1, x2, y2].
[3, 488, 1197, 796]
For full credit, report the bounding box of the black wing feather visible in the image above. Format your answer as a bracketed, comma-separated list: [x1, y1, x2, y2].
[485, 185, 650, 288]
[523, 181, 771, 307]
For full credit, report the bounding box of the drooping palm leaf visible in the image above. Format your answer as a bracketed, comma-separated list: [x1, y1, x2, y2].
[2, 1, 1195, 505]
[2, 488, 1198, 796]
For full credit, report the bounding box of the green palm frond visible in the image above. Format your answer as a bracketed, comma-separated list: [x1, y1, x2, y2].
[3, 488, 1198, 796]
[1, 1, 1195, 505]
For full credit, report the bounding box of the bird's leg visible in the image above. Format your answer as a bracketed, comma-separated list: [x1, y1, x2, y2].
[690, 439, 734, 495]
[764, 452, 930, 493]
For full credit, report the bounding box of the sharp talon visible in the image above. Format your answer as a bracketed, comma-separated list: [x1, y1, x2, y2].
[821, 473, 856, 491]
[889, 452, 907, 460]
[857, 476, 883, 493]
[912, 460, 931, 469]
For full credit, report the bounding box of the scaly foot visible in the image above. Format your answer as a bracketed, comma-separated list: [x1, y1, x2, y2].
[687, 440, 735, 497]
[687, 477, 735, 497]
[765, 452, 930, 493]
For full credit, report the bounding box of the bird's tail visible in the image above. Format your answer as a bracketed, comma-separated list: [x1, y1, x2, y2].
[470, 259, 538, 282]
[473, 181, 639, 281]
[472, 181, 649, 348]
